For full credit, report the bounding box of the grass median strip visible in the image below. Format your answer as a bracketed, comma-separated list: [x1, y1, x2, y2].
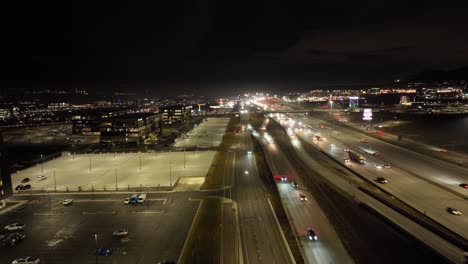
[178, 197, 221, 263]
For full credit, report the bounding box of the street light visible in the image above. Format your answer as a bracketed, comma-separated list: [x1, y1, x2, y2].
[139, 151, 142, 171]
[53, 168, 57, 191]
[115, 166, 118, 190]
[330, 100, 333, 114]
[40, 154, 43, 173]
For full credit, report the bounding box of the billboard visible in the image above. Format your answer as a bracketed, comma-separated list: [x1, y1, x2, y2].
[363, 108, 372, 120]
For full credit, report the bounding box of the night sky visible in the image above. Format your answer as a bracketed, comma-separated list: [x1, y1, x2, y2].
[3, 1, 468, 96]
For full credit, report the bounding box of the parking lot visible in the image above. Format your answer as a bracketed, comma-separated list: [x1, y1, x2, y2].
[0, 193, 199, 264]
[11, 151, 216, 192]
[174, 117, 230, 148]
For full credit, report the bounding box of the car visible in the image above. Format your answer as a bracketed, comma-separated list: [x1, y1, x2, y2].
[11, 257, 40, 264]
[447, 207, 462, 216]
[247, 151, 252, 155]
[128, 194, 139, 205]
[280, 176, 288, 182]
[440, 149, 448, 153]
[36, 175, 47, 181]
[330, 144, 336, 147]
[376, 177, 387, 184]
[383, 164, 391, 169]
[15, 185, 31, 191]
[21, 178, 30, 183]
[112, 229, 129, 237]
[343, 148, 349, 152]
[360, 139, 368, 143]
[299, 194, 307, 202]
[307, 228, 318, 241]
[62, 199, 73, 206]
[1, 232, 26, 246]
[459, 183, 468, 189]
[372, 151, 380, 156]
[124, 198, 130, 204]
[96, 247, 113, 256]
[374, 164, 383, 169]
[5, 223, 26, 231]
[137, 194, 147, 204]
[292, 181, 299, 188]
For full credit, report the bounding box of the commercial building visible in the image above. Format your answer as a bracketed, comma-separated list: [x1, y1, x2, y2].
[161, 105, 191, 124]
[0, 132, 12, 205]
[100, 113, 162, 145]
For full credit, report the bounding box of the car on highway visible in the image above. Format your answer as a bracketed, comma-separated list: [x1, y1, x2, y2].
[112, 229, 129, 237]
[1, 232, 26, 246]
[62, 199, 73, 206]
[280, 175, 288, 181]
[292, 181, 299, 188]
[459, 183, 468, 189]
[360, 139, 368, 143]
[5, 223, 25, 231]
[247, 151, 252, 155]
[299, 194, 308, 202]
[330, 143, 336, 147]
[447, 207, 462, 216]
[96, 247, 113, 256]
[383, 164, 391, 169]
[374, 164, 383, 169]
[344, 148, 349, 152]
[307, 228, 318, 241]
[372, 151, 380, 156]
[11, 257, 40, 264]
[36, 175, 47, 181]
[21, 178, 30, 183]
[376, 177, 388, 184]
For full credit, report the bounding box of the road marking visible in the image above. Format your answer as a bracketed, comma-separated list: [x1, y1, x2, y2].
[34, 211, 65, 216]
[131, 210, 164, 214]
[82, 211, 116, 215]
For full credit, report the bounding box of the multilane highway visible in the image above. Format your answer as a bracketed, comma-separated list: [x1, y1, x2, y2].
[255, 118, 353, 264]
[268, 111, 468, 242]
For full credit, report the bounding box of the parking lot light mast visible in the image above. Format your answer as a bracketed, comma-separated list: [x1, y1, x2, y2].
[40, 154, 43, 173]
[53, 168, 57, 191]
[115, 166, 118, 190]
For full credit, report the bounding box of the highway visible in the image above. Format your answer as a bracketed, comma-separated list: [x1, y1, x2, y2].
[255, 118, 354, 264]
[233, 114, 294, 264]
[267, 111, 468, 242]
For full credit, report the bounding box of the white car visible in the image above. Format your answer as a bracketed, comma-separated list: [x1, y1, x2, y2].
[5, 223, 25, 231]
[330, 144, 336, 147]
[124, 198, 130, 204]
[11, 257, 40, 264]
[374, 164, 383, 169]
[113, 229, 129, 237]
[36, 175, 47, 181]
[63, 199, 73, 206]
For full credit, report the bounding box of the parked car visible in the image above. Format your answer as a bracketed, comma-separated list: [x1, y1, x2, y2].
[11, 257, 40, 264]
[292, 181, 299, 188]
[459, 183, 468, 189]
[36, 175, 47, 181]
[137, 194, 147, 204]
[62, 199, 73, 206]
[1, 232, 26, 246]
[21, 178, 30, 183]
[112, 229, 129, 237]
[15, 185, 31, 191]
[5, 223, 25, 231]
[383, 164, 391, 169]
[96, 247, 112, 256]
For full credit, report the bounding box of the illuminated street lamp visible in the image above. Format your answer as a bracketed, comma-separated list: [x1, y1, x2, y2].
[329, 100, 333, 114]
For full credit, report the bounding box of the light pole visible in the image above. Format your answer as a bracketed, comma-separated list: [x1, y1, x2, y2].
[169, 162, 172, 186]
[139, 151, 142, 171]
[53, 168, 57, 191]
[183, 149, 186, 169]
[146, 185, 150, 209]
[330, 100, 333, 114]
[40, 154, 43, 173]
[94, 233, 98, 264]
[115, 166, 118, 190]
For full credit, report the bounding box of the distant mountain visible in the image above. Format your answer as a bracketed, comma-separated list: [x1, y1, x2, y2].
[409, 66, 468, 81]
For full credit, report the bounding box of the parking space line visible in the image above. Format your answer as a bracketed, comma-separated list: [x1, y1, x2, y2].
[82, 211, 116, 215]
[131, 210, 164, 214]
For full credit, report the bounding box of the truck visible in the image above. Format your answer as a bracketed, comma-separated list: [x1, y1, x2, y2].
[348, 151, 366, 164]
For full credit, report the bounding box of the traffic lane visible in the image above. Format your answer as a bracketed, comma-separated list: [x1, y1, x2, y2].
[264, 141, 353, 264]
[297, 129, 468, 240]
[299, 115, 468, 196]
[235, 131, 292, 264]
[0, 198, 197, 264]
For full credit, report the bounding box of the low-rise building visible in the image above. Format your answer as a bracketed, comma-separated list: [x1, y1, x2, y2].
[100, 113, 162, 145]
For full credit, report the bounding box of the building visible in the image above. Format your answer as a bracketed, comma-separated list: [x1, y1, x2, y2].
[160, 105, 191, 124]
[72, 111, 106, 136]
[100, 113, 162, 145]
[0, 131, 12, 206]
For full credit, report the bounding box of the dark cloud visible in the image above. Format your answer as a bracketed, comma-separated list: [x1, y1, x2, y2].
[2, 1, 468, 95]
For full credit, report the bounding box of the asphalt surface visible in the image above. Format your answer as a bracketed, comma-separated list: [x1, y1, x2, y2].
[0, 192, 200, 264]
[256, 117, 353, 264]
[233, 114, 294, 264]
[174, 117, 230, 148]
[284, 114, 468, 241]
